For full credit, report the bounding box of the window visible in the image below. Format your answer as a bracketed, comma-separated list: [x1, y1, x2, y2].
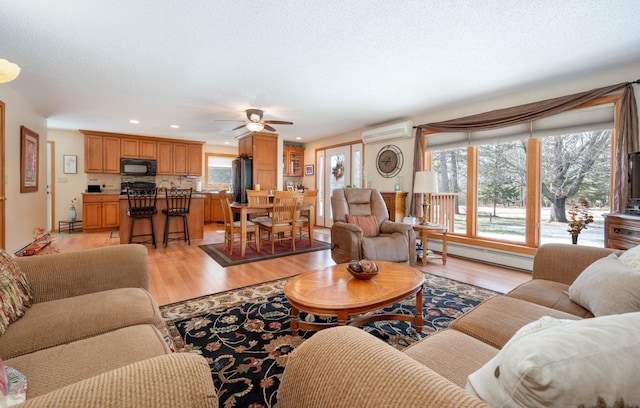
[426, 96, 617, 250]
[205, 153, 234, 189]
[431, 147, 467, 234]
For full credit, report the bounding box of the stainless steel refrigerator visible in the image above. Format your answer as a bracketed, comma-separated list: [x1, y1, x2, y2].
[232, 157, 253, 203]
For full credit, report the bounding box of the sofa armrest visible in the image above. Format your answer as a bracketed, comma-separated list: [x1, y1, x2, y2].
[532, 244, 619, 285]
[20, 353, 217, 408]
[279, 326, 489, 408]
[330, 221, 363, 264]
[380, 221, 417, 267]
[380, 220, 412, 234]
[16, 245, 150, 304]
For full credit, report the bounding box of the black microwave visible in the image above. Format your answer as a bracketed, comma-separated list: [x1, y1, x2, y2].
[120, 158, 157, 176]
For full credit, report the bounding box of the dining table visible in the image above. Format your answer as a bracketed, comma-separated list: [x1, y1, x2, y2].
[230, 201, 315, 257]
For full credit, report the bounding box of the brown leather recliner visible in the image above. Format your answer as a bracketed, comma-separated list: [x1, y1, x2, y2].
[330, 188, 416, 266]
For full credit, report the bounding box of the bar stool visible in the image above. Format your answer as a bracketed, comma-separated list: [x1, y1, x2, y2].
[126, 187, 158, 248]
[163, 188, 192, 247]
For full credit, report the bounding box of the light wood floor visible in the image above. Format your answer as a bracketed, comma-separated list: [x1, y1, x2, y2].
[45, 224, 532, 306]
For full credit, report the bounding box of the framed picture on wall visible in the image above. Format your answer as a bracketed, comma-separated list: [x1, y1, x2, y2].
[63, 155, 77, 174]
[305, 164, 314, 176]
[20, 126, 39, 193]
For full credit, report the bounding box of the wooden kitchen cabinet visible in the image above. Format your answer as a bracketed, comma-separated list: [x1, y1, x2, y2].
[203, 194, 211, 222]
[238, 132, 278, 191]
[81, 130, 202, 176]
[84, 134, 120, 174]
[121, 138, 157, 159]
[82, 194, 120, 231]
[157, 142, 173, 175]
[173, 143, 188, 175]
[283, 146, 304, 177]
[210, 194, 223, 222]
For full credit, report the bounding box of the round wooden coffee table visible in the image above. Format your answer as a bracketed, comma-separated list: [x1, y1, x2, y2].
[284, 261, 424, 336]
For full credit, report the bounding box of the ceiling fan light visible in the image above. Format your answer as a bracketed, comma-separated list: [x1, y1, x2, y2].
[0, 59, 21, 83]
[246, 122, 264, 132]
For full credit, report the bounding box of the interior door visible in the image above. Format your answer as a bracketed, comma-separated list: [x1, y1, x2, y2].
[0, 101, 5, 248]
[47, 141, 55, 231]
[322, 145, 351, 228]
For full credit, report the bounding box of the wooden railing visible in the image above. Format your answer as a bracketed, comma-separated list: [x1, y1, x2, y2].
[429, 193, 457, 231]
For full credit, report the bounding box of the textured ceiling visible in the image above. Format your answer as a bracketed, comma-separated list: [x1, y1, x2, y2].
[2, 0, 640, 145]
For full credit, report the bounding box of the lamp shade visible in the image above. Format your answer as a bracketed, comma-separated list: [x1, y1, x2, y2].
[246, 122, 265, 132]
[0, 59, 21, 83]
[413, 171, 439, 194]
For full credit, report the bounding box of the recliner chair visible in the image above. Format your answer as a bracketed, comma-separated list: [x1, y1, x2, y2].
[330, 188, 416, 266]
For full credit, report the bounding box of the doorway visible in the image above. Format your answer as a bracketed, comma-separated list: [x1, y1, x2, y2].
[316, 145, 351, 228]
[47, 141, 55, 231]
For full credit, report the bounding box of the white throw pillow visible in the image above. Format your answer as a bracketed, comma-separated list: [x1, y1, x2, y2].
[568, 253, 640, 316]
[619, 244, 640, 270]
[466, 313, 640, 408]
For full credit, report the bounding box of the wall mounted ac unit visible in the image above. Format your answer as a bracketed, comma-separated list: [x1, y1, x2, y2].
[361, 120, 414, 144]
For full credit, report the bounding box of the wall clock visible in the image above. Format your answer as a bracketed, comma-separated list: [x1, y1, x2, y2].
[376, 144, 403, 178]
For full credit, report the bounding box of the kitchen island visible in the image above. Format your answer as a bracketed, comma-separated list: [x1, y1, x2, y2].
[119, 194, 204, 245]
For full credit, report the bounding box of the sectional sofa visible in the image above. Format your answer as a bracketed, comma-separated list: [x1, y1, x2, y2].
[0, 244, 216, 407]
[279, 243, 640, 407]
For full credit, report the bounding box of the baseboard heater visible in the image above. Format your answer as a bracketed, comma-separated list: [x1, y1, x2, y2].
[426, 239, 533, 272]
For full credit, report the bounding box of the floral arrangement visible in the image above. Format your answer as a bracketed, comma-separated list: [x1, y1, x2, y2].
[567, 199, 594, 236]
[70, 197, 77, 208]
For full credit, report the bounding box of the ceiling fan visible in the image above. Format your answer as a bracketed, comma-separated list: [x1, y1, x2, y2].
[230, 108, 293, 132]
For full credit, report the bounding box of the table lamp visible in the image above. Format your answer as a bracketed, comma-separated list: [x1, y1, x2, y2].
[413, 171, 439, 225]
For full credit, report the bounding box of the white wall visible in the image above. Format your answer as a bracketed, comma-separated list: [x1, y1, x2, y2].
[304, 60, 640, 212]
[47, 129, 87, 226]
[0, 84, 47, 252]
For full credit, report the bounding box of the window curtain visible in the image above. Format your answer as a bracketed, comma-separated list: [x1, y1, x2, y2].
[410, 127, 424, 218]
[417, 80, 639, 214]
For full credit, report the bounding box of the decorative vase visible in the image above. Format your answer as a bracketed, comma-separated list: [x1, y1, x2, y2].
[571, 234, 578, 245]
[68, 205, 77, 221]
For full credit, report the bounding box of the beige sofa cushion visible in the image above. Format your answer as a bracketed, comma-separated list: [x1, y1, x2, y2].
[507, 279, 593, 318]
[6, 324, 170, 399]
[0, 249, 33, 334]
[466, 313, 640, 408]
[0, 288, 163, 359]
[403, 328, 498, 388]
[449, 296, 579, 349]
[568, 253, 640, 316]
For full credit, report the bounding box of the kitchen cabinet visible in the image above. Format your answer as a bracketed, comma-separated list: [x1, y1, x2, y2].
[283, 146, 304, 177]
[203, 193, 224, 223]
[81, 130, 203, 176]
[210, 194, 223, 222]
[121, 138, 157, 159]
[84, 135, 121, 174]
[157, 142, 173, 175]
[82, 194, 120, 231]
[173, 143, 188, 175]
[238, 132, 278, 191]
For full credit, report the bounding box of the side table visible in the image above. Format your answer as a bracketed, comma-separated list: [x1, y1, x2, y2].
[59, 219, 83, 234]
[413, 223, 447, 266]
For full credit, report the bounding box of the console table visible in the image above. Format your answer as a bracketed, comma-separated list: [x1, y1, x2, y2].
[603, 213, 640, 250]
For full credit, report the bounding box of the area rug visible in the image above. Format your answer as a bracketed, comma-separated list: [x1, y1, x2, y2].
[199, 238, 330, 267]
[161, 272, 498, 408]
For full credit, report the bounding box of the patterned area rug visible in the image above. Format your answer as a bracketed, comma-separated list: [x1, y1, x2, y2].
[198, 238, 330, 267]
[161, 272, 498, 408]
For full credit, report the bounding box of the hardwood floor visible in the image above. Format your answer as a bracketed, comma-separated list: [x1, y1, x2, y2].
[45, 224, 532, 306]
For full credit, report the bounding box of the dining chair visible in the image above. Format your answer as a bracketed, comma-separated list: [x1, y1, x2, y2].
[246, 189, 271, 223]
[257, 190, 299, 254]
[126, 187, 158, 248]
[294, 190, 318, 243]
[162, 188, 192, 247]
[219, 191, 258, 255]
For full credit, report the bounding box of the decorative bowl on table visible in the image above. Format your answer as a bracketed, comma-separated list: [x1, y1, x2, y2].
[346, 260, 379, 280]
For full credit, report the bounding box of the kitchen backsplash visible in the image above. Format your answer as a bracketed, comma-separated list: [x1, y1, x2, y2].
[86, 174, 201, 191]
